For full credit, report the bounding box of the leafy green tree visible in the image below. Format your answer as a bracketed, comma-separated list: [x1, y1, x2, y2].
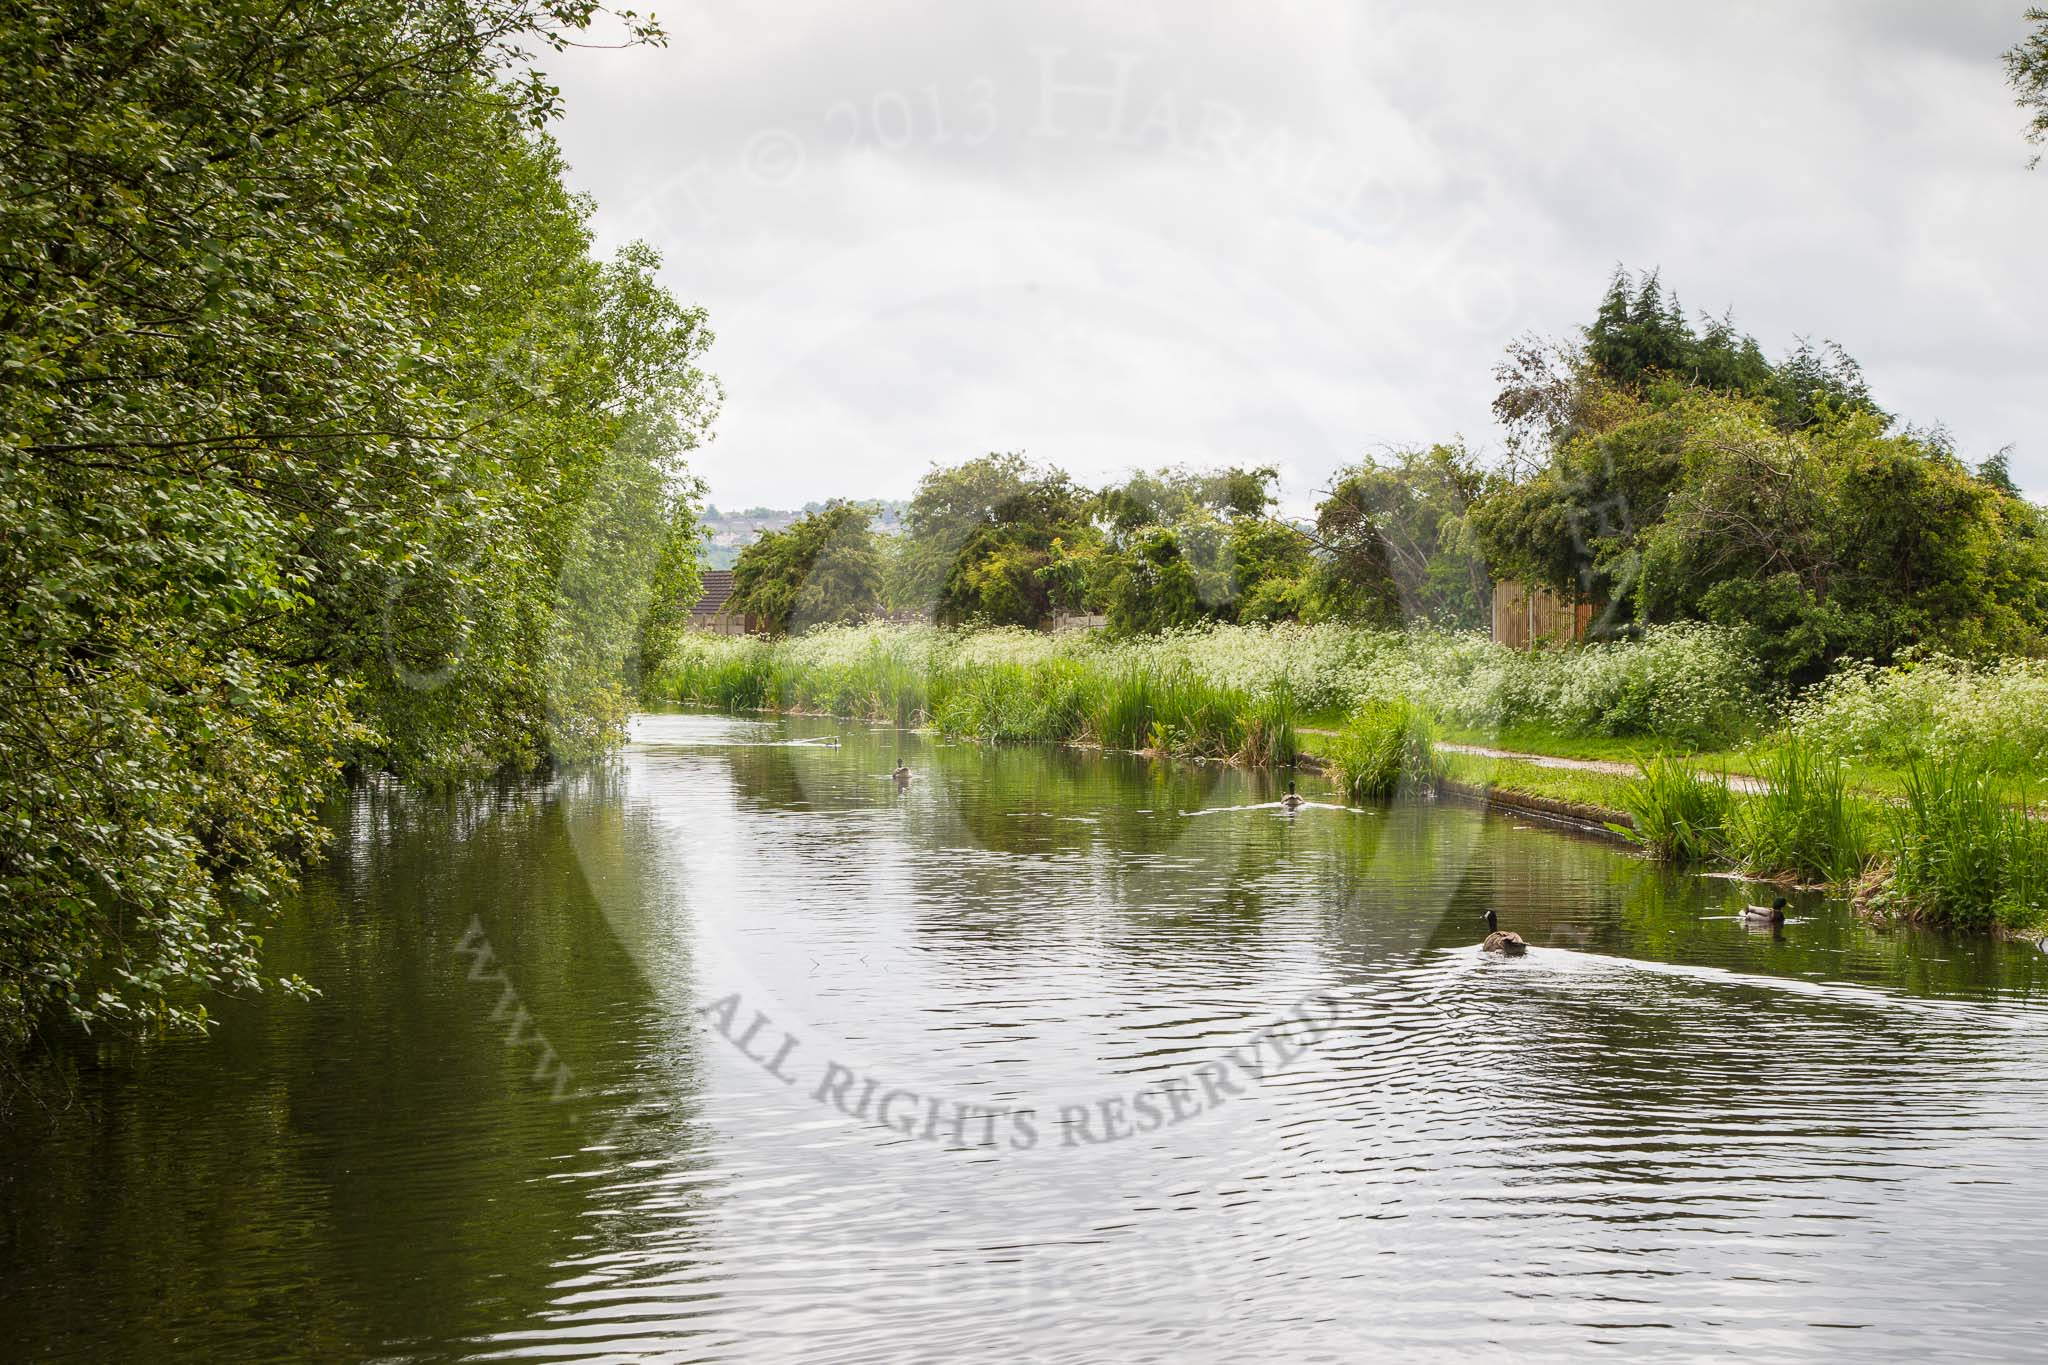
[1308, 446, 1491, 627]
[1978, 449, 2022, 497]
[1768, 338, 1883, 432]
[896, 453, 1090, 625]
[1472, 267, 1979, 672]
[893, 455, 1310, 628]
[727, 501, 885, 634]
[1100, 526, 1206, 633]
[1229, 517, 1315, 621]
[1037, 532, 1110, 616]
[0, 0, 714, 1053]
[1471, 387, 1693, 614]
[2009, 7, 2048, 167]
[1586, 269, 1694, 384]
[631, 488, 710, 698]
[1580, 267, 1881, 432]
[1092, 464, 1311, 629]
[1478, 383, 2048, 681]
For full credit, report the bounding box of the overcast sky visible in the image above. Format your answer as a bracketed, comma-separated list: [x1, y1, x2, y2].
[548, 1, 2046, 513]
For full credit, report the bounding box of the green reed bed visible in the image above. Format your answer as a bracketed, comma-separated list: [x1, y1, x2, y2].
[1089, 667, 1292, 763]
[1879, 760, 2048, 932]
[1321, 699, 1445, 801]
[1727, 737, 1877, 886]
[657, 629, 1298, 765]
[928, 660, 1107, 745]
[705, 651, 774, 712]
[1615, 753, 1733, 865]
[1613, 738, 2048, 933]
[1241, 687, 1300, 768]
[1084, 668, 1157, 752]
[1619, 739, 1877, 885]
[1143, 670, 1248, 760]
[654, 618, 1776, 749]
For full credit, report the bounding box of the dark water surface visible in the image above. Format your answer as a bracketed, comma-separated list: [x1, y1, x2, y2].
[5, 711, 2048, 1361]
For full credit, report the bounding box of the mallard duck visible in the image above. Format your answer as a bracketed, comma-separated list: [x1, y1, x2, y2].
[1280, 780, 1305, 811]
[1481, 909, 1527, 955]
[892, 761, 910, 786]
[1741, 896, 1788, 924]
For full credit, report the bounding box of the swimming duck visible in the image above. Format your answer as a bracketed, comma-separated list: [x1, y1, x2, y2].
[1280, 780, 1305, 811]
[892, 760, 910, 786]
[1741, 896, 1788, 924]
[1481, 909, 1528, 956]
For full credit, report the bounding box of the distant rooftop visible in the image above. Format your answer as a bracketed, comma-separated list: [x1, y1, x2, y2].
[691, 569, 735, 615]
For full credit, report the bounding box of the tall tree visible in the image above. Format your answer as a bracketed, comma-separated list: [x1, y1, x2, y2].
[1579, 268, 1881, 432]
[0, 0, 715, 1053]
[2009, 7, 2048, 167]
[1475, 386, 2048, 680]
[895, 453, 1089, 625]
[727, 502, 885, 634]
[1093, 464, 1308, 631]
[1309, 446, 1492, 628]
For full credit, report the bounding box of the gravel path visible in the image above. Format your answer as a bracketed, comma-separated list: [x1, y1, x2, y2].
[1300, 729, 1769, 795]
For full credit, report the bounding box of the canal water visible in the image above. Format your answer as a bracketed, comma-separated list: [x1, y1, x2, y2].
[4, 710, 2047, 1360]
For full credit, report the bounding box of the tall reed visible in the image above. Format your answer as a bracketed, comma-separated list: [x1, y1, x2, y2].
[1323, 699, 1444, 801]
[656, 618, 1772, 746]
[1087, 669, 1157, 752]
[1146, 668, 1248, 759]
[1241, 685, 1299, 767]
[1886, 759, 2048, 931]
[1729, 736, 1873, 884]
[1615, 754, 1732, 864]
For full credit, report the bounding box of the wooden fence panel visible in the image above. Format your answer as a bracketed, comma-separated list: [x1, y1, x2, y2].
[1492, 581, 1585, 649]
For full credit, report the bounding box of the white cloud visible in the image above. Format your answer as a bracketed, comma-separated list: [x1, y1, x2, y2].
[547, 0, 2047, 508]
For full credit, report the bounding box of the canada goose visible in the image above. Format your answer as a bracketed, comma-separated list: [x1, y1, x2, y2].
[1481, 909, 1527, 955]
[892, 760, 910, 785]
[1741, 896, 1788, 924]
[1280, 780, 1305, 811]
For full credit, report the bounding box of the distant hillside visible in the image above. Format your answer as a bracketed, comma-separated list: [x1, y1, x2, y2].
[700, 500, 909, 569]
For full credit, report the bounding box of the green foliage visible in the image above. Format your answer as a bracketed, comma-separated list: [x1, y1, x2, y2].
[1884, 760, 2048, 931]
[1308, 445, 1491, 628]
[655, 625, 1299, 765]
[668, 619, 1769, 748]
[1582, 267, 1882, 431]
[0, 1, 714, 1049]
[895, 452, 1089, 625]
[1102, 526, 1208, 633]
[891, 454, 1319, 631]
[1476, 316, 2048, 682]
[631, 494, 709, 701]
[1093, 465, 1309, 631]
[1785, 653, 2048, 775]
[1322, 700, 1444, 801]
[1728, 738, 1874, 885]
[1615, 755, 1732, 864]
[965, 538, 1064, 627]
[728, 500, 884, 634]
[2008, 7, 2048, 167]
[1230, 520, 1315, 622]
